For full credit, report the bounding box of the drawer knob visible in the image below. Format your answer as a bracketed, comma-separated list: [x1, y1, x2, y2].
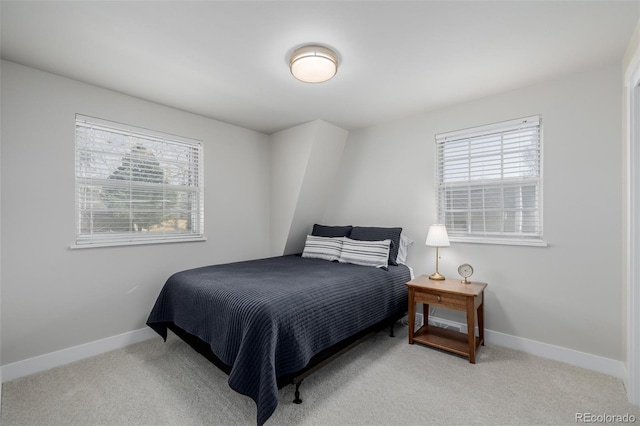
[436, 295, 441, 302]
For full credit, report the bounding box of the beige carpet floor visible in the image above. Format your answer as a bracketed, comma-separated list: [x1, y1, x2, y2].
[2, 324, 639, 425]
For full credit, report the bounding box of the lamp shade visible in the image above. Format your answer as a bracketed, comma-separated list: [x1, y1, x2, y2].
[425, 224, 450, 247]
[290, 45, 338, 83]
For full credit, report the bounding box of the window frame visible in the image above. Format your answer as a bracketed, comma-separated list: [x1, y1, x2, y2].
[73, 114, 205, 249]
[435, 115, 546, 247]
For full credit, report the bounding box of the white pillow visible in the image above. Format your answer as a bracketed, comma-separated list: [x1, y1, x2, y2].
[301, 235, 344, 261]
[338, 237, 391, 269]
[396, 233, 414, 265]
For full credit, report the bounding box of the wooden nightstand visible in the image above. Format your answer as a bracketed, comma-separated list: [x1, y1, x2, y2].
[406, 275, 487, 363]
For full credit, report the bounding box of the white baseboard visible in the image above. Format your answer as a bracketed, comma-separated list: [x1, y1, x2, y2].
[1, 327, 158, 383]
[418, 313, 625, 379]
[1, 317, 626, 384]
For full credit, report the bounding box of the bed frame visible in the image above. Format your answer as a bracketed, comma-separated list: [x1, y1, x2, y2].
[166, 310, 405, 404]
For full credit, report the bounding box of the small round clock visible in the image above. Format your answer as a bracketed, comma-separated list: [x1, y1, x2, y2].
[458, 263, 474, 284]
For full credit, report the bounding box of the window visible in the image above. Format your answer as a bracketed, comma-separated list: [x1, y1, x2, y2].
[74, 115, 204, 247]
[435, 116, 544, 246]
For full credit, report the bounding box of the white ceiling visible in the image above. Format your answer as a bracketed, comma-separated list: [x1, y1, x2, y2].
[1, 1, 638, 135]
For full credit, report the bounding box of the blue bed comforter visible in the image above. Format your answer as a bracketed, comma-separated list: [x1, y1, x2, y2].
[146, 254, 411, 425]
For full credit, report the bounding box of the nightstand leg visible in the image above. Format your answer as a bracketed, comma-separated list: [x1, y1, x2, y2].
[466, 298, 476, 364]
[408, 290, 415, 344]
[478, 302, 485, 346]
[423, 303, 429, 329]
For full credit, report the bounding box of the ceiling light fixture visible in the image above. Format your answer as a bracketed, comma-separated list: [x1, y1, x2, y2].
[289, 45, 338, 83]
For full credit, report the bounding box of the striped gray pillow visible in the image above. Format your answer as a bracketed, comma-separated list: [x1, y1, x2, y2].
[349, 226, 402, 266]
[301, 235, 344, 261]
[338, 237, 391, 269]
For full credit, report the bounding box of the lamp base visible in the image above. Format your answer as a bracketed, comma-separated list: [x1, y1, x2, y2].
[429, 271, 445, 280]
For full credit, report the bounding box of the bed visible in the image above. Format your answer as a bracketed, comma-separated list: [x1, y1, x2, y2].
[146, 225, 412, 425]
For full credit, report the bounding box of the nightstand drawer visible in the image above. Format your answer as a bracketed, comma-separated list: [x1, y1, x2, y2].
[414, 290, 466, 310]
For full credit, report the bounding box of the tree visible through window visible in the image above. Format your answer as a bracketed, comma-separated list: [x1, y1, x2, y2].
[75, 115, 204, 247]
[435, 116, 544, 245]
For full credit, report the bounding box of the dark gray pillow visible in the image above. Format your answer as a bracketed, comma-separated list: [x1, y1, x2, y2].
[311, 224, 353, 238]
[349, 226, 403, 266]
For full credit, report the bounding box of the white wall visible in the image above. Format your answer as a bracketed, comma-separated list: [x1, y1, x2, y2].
[0, 61, 271, 365]
[0, 51, 3, 406]
[269, 120, 348, 256]
[324, 62, 624, 360]
[269, 123, 314, 255]
[0, 57, 629, 379]
[623, 16, 640, 405]
[283, 120, 348, 255]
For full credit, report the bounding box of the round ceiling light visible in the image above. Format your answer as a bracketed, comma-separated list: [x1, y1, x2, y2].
[289, 45, 338, 83]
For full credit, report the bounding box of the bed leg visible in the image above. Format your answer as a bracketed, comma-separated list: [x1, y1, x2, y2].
[293, 381, 303, 404]
[389, 322, 395, 337]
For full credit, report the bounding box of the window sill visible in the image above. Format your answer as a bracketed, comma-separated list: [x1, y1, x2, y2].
[70, 236, 207, 249]
[448, 237, 548, 247]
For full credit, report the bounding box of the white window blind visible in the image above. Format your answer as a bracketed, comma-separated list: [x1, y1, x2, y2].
[74, 115, 204, 247]
[435, 116, 544, 246]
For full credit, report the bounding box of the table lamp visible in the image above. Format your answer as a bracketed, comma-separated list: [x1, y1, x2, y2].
[425, 224, 450, 280]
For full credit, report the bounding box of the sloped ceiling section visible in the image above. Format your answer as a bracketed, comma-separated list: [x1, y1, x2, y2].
[269, 120, 348, 256]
